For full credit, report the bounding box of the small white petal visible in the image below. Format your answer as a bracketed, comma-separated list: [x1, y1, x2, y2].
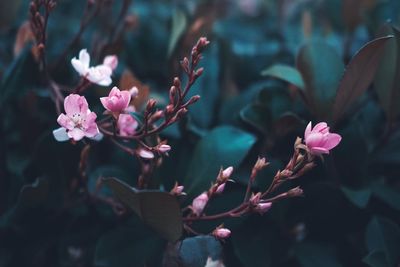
[79, 49, 90, 69]
[89, 132, 104, 141]
[71, 58, 87, 76]
[53, 127, 70, 142]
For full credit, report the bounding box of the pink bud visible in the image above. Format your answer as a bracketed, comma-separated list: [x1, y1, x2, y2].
[213, 228, 231, 239]
[250, 192, 261, 205]
[138, 149, 154, 159]
[158, 144, 171, 154]
[222, 166, 233, 179]
[304, 121, 342, 156]
[171, 184, 185, 195]
[192, 192, 209, 215]
[215, 183, 225, 194]
[129, 86, 139, 98]
[103, 55, 118, 71]
[255, 202, 272, 214]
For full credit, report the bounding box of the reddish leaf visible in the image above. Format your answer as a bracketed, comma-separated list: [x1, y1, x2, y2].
[332, 36, 392, 123]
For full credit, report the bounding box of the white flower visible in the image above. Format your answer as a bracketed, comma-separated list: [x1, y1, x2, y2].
[71, 49, 116, 86]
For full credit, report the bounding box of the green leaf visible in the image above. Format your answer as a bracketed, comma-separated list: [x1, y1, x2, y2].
[94, 218, 165, 267]
[363, 250, 390, 267]
[178, 236, 223, 267]
[365, 216, 400, 267]
[374, 25, 400, 124]
[184, 126, 256, 195]
[371, 182, 400, 211]
[294, 241, 343, 267]
[296, 42, 344, 118]
[167, 9, 187, 58]
[261, 64, 305, 90]
[103, 177, 183, 242]
[0, 46, 38, 105]
[240, 103, 271, 133]
[341, 186, 371, 209]
[332, 36, 392, 123]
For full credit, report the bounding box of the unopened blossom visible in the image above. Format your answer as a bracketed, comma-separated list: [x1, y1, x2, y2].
[215, 183, 225, 194]
[254, 202, 272, 214]
[218, 166, 233, 183]
[158, 144, 171, 154]
[53, 94, 99, 141]
[100, 87, 131, 113]
[171, 184, 185, 196]
[71, 49, 114, 86]
[117, 114, 138, 137]
[137, 148, 154, 159]
[192, 192, 209, 215]
[304, 122, 342, 156]
[213, 228, 231, 239]
[129, 86, 139, 98]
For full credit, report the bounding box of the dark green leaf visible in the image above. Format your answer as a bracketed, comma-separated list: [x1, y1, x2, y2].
[332, 36, 392, 123]
[374, 25, 400, 124]
[103, 177, 183, 242]
[167, 9, 187, 57]
[261, 64, 305, 90]
[179, 236, 222, 267]
[365, 216, 400, 267]
[294, 241, 343, 267]
[371, 182, 400, 211]
[296, 42, 344, 118]
[94, 218, 165, 267]
[363, 250, 390, 267]
[341, 186, 371, 209]
[184, 126, 256, 195]
[240, 103, 271, 133]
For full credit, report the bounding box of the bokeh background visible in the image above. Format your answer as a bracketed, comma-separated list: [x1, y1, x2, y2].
[1, 0, 400, 266]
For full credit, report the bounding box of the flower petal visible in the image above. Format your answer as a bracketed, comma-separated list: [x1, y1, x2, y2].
[67, 128, 85, 141]
[323, 133, 342, 150]
[88, 132, 104, 141]
[313, 122, 329, 134]
[57, 113, 74, 130]
[305, 132, 324, 148]
[64, 94, 88, 116]
[71, 58, 87, 76]
[304, 121, 312, 139]
[52, 127, 70, 142]
[310, 147, 330, 155]
[79, 49, 90, 69]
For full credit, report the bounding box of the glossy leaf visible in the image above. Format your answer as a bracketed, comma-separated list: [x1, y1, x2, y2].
[365, 216, 400, 267]
[184, 126, 256, 196]
[363, 250, 390, 267]
[167, 9, 187, 57]
[296, 42, 344, 118]
[341, 186, 371, 209]
[103, 177, 183, 242]
[374, 25, 400, 124]
[332, 36, 392, 122]
[294, 241, 343, 267]
[261, 64, 305, 90]
[178, 236, 223, 267]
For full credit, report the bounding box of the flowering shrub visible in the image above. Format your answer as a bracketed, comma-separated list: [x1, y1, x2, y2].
[1, 1, 400, 267]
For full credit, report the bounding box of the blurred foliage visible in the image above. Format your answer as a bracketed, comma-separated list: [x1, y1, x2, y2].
[1, 0, 400, 266]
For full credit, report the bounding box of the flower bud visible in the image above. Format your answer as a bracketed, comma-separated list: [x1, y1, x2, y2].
[173, 77, 181, 88]
[195, 68, 204, 77]
[187, 95, 201, 105]
[287, 187, 303, 198]
[218, 166, 233, 183]
[137, 149, 154, 159]
[250, 192, 261, 205]
[171, 183, 185, 196]
[254, 157, 269, 171]
[192, 192, 209, 216]
[215, 183, 225, 194]
[129, 86, 139, 98]
[181, 57, 190, 73]
[158, 144, 171, 154]
[213, 228, 231, 239]
[254, 202, 272, 214]
[146, 99, 157, 111]
[150, 110, 164, 123]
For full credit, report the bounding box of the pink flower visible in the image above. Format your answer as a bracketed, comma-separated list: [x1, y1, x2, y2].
[213, 228, 231, 239]
[117, 114, 138, 137]
[158, 144, 171, 154]
[304, 122, 342, 155]
[192, 192, 209, 215]
[53, 94, 100, 141]
[254, 202, 272, 214]
[103, 55, 118, 71]
[71, 49, 113, 86]
[100, 87, 131, 113]
[137, 149, 154, 159]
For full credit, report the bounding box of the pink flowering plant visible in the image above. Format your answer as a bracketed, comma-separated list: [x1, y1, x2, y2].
[1, 1, 400, 266]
